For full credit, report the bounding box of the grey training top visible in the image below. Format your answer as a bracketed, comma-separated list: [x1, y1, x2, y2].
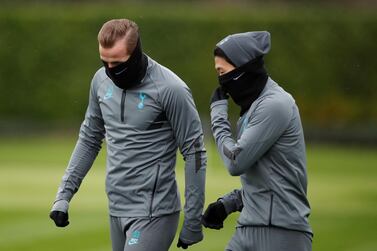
[54, 56, 206, 243]
[211, 78, 312, 234]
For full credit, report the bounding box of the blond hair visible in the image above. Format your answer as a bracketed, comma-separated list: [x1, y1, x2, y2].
[97, 19, 139, 54]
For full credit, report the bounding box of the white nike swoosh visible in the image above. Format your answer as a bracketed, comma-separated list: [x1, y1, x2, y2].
[115, 67, 128, 75]
[233, 72, 245, 80]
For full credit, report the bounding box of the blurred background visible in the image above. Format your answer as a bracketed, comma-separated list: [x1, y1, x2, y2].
[0, 0, 376, 250]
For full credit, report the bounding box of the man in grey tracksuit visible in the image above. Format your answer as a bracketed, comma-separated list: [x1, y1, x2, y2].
[202, 31, 313, 250]
[49, 19, 206, 251]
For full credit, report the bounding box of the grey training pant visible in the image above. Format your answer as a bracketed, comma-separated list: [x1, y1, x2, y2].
[226, 226, 312, 251]
[110, 212, 180, 251]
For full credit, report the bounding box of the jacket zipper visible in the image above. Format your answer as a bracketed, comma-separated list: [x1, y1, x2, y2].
[120, 90, 126, 122]
[269, 193, 274, 225]
[149, 164, 160, 219]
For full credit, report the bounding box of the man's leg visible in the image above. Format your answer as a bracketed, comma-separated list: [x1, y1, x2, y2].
[226, 226, 312, 251]
[266, 227, 312, 251]
[109, 216, 126, 251]
[124, 212, 180, 251]
[225, 227, 245, 251]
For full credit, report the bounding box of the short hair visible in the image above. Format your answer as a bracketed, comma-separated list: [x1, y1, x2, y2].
[98, 19, 139, 54]
[214, 47, 235, 66]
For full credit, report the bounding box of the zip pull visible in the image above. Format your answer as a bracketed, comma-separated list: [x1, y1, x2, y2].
[120, 90, 126, 122]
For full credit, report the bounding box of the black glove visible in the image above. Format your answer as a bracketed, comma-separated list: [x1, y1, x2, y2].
[177, 238, 191, 249]
[49, 211, 69, 227]
[202, 200, 227, 230]
[210, 86, 229, 105]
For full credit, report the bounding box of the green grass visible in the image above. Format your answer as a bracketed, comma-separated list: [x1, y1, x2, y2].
[0, 136, 377, 251]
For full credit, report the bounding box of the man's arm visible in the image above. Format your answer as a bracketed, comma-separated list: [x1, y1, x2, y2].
[219, 189, 243, 214]
[50, 76, 105, 227]
[161, 81, 206, 248]
[210, 96, 292, 176]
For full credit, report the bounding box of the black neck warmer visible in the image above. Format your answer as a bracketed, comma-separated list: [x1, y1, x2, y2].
[218, 56, 268, 116]
[103, 39, 148, 90]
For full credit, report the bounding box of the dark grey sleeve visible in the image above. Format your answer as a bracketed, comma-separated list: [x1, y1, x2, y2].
[54, 78, 105, 203]
[210, 98, 292, 176]
[161, 82, 206, 244]
[219, 189, 244, 214]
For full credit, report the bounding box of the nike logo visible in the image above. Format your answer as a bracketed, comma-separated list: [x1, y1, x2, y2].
[128, 238, 138, 245]
[115, 67, 128, 75]
[233, 72, 245, 80]
[128, 230, 141, 245]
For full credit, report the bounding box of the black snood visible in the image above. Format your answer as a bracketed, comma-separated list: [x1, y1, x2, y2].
[218, 56, 268, 116]
[103, 39, 148, 90]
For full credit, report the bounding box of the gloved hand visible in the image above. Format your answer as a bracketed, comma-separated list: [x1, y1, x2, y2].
[202, 200, 227, 230]
[210, 86, 229, 105]
[177, 238, 191, 249]
[49, 200, 69, 227]
[177, 226, 203, 249]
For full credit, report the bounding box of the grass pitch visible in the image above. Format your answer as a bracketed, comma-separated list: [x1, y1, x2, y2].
[0, 136, 376, 251]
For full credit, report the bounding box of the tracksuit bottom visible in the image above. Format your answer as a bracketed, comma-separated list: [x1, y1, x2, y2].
[109, 212, 180, 251]
[226, 226, 312, 251]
